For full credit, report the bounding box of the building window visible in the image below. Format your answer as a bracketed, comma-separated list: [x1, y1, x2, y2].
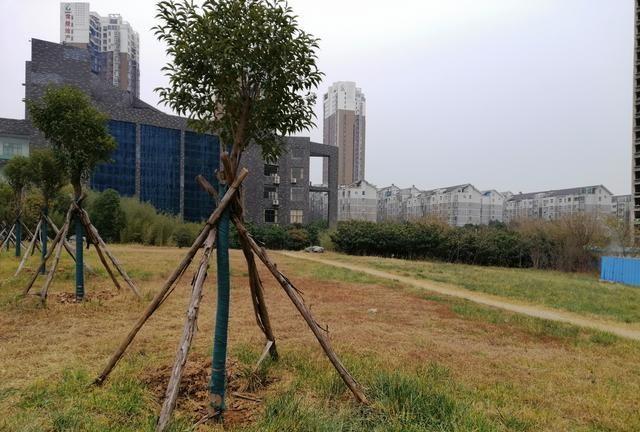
[291, 186, 305, 202]
[292, 147, 305, 160]
[264, 164, 278, 176]
[263, 185, 276, 199]
[290, 209, 303, 224]
[264, 209, 278, 223]
[291, 167, 304, 182]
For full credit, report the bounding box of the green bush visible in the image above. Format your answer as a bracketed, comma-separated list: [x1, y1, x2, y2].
[331, 219, 604, 272]
[89, 189, 125, 242]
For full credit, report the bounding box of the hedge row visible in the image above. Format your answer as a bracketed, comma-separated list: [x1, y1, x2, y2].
[330, 219, 604, 271]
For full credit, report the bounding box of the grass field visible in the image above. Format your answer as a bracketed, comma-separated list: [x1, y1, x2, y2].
[314, 252, 640, 324]
[1, 244, 639, 431]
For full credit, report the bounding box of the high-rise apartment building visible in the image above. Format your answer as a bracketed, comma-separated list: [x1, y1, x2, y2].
[60, 2, 140, 97]
[634, 1, 640, 231]
[323, 81, 366, 185]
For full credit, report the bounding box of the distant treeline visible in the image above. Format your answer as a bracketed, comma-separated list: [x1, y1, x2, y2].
[0, 184, 326, 250]
[331, 216, 616, 272]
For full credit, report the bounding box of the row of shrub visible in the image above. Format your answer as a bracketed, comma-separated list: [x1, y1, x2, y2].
[331, 216, 613, 272]
[1, 184, 325, 250]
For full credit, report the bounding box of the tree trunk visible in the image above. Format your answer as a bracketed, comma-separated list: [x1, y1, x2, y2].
[73, 205, 139, 297]
[196, 173, 366, 403]
[41, 212, 48, 274]
[209, 180, 231, 416]
[15, 217, 21, 257]
[45, 214, 95, 275]
[75, 213, 85, 301]
[93, 169, 248, 386]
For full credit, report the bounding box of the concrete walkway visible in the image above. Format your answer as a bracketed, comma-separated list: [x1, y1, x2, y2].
[279, 252, 640, 342]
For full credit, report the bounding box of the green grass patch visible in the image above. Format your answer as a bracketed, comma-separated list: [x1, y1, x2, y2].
[329, 253, 640, 324]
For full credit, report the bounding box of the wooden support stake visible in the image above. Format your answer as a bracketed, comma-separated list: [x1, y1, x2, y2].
[20, 220, 41, 252]
[15, 219, 42, 276]
[71, 205, 137, 297]
[40, 217, 71, 303]
[23, 207, 74, 295]
[45, 215, 96, 275]
[93, 168, 249, 386]
[156, 230, 217, 432]
[0, 224, 15, 251]
[196, 174, 278, 360]
[234, 219, 368, 404]
[74, 211, 122, 291]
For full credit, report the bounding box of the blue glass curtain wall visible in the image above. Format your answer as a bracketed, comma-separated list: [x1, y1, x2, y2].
[91, 120, 136, 196]
[140, 125, 181, 215]
[184, 132, 219, 221]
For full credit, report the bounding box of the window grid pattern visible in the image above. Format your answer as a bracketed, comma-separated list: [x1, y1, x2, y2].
[184, 131, 219, 221]
[140, 125, 181, 215]
[91, 120, 136, 196]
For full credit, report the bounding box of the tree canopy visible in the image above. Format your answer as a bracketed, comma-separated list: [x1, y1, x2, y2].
[154, 0, 323, 164]
[28, 148, 68, 209]
[3, 155, 31, 213]
[27, 85, 116, 198]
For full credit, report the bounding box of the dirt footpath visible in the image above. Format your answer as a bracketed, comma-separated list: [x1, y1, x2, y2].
[279, 252, 640, 341]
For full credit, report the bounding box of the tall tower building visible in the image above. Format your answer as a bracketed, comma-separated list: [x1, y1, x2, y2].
[634, 1, 640, 230]
[60, 2, 140, 97]
[323, 81, 366, 185]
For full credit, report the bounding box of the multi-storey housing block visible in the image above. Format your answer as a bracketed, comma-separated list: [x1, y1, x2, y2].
[323, 81, 366, 185]
[480, 190, 506, 224]
[612, 195, 633, 224]
[504, 186, 613, 223]
[61, 2, 140, 96]
[338, 180, 378, 222]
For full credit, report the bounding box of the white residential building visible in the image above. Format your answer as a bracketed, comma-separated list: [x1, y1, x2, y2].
[323, 81, 366, 185]
[504, 185, 613, 222]
[423, 184, 483, 227]
[60, 2, 140, 96]
[338, 180, 378, 222]
[480, 190, 506, 224]
[612, 195, 632, 224]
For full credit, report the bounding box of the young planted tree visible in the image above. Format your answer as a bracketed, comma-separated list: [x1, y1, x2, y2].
[2, 155, 31, 257]
[95, 1, 365, 429]
[16, 149, 68, 275]
[26, 85, 140, 301]
[155, 0, 325, 417]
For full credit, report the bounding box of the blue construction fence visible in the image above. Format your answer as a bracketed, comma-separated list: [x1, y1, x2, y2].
[600, 256, 640, 287]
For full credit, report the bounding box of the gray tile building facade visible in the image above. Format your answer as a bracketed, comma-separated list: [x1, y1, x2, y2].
[0, 38, 338, 226]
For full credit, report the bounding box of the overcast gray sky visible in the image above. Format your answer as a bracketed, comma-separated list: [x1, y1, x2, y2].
[0, 0, 634, 194]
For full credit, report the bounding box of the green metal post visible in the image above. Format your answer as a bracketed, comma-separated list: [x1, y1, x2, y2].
[75, 214, 84, 301]
[41, 210, 48, 274]
[209, 180, 231, 415]
[15, 218, 21, 257]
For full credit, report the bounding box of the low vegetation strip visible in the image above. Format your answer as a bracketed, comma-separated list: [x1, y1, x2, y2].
[319, 252, 640, 324]
[281, 251, 640, 341]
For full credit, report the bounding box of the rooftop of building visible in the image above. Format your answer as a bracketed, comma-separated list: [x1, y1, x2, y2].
[507, 185, 613, 202]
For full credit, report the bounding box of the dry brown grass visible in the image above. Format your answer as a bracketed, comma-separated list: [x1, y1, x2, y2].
[0, 244, 639, 431]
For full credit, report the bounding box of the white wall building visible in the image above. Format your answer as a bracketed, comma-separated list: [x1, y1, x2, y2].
[338, 180, 378, 222]
[504, 185, 613, 222]
[60, 2, 140, 96]
[323, 81, 366, 185]
[480, 190, 506, 224]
